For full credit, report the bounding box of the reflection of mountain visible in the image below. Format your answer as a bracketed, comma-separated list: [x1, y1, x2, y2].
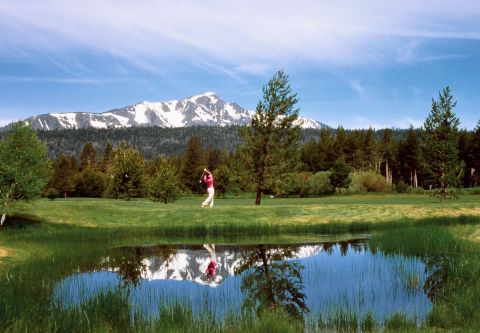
[53, 240, 432, 324]
[104, 244, 324, 287]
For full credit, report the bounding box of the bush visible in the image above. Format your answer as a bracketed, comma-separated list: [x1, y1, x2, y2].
[147, 160, 181, 204]
[74, 168, 108, 197]
[350, 171, 392, 193]
[45, 188, 59, 200]
[273, 172, 313, 197]
[395, 180, 408, 193]
[310, 171, 334, 195]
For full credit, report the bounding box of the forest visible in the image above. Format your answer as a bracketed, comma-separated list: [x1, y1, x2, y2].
[38, 122, 480, 201]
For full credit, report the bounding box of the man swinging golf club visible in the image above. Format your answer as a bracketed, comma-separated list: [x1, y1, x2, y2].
[200, 168, 215, 208]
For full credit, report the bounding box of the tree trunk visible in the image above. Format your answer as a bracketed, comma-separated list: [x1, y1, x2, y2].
[255, 190, 262, 205]
[0, 213, 5, 227]
[413, 169, 418, 188]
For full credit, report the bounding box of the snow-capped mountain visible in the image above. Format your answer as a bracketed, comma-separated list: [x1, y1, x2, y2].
[23, 92, 326, 130]
[104, 244, 324, 288]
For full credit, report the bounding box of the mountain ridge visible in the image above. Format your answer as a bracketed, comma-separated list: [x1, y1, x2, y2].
[23, 92, 328, 130]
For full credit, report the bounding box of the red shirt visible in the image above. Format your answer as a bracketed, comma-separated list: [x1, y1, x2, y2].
[206, 260, 216, 277]
[203, 174, 214, 188]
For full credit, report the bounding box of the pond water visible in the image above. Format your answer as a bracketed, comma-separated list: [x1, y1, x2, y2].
[53, 238, 432, 324]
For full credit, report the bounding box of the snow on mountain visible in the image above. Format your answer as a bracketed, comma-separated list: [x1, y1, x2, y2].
[23, 92, 326, 130]
[104, 244, 323, 288]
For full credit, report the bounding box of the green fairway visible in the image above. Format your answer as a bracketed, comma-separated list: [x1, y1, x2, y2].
[7, 193, 480, 229]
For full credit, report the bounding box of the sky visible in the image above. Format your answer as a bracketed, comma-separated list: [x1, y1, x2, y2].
[1, 0, 479, 129]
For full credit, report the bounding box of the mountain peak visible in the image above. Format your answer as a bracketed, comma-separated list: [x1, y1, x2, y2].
[22, 93, 327, 130]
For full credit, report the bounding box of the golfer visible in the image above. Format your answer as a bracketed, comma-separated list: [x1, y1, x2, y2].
[201, 168, 215, 208]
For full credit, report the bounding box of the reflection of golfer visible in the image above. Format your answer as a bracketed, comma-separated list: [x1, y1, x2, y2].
[201, 168, 214, 208]
[203, 244, 216, 278]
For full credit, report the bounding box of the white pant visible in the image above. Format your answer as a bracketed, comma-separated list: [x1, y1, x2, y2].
[202, 187, 214, 207]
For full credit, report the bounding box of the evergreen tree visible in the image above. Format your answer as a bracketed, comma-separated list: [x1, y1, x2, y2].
[469, 121, 480, 186]
[181, 136, 204, 193]
[362, 128, 379, 171]
[380, 129, 395, 184]
[147, 160, 181, 204]
[206, 147, 223, 172]
[79, 142, 97, 170]
[401, 127, 422, 188]
[344, 130, 363, 172]
[423, 87, 461, 199]
[332, 126, 346, 161]
[99, 142, 113, 173]
[213, 164, 230, 197]
[0, 122, 51, 226]
[240, 70, 301, 205]
[299, 139, 319, 172]
[458, 129, 472, 187]
[74, 168, 108, 197]
[316, 128, 335, 171]
[329, 159, 352, 194]
[49, 154, 78, 198]
[109, 143, 145, 200]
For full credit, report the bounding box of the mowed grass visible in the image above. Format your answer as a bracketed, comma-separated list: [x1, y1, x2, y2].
[8, 193, 480, 229]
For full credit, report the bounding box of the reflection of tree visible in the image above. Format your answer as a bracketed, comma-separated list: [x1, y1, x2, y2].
[423, 255, 452, 301]
[234, 245, 309, 319]
[106, 245, 177, 287]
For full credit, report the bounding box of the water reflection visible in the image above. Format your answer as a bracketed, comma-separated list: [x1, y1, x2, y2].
[235, 245, 308, 318]
[53, 239, 432, 324]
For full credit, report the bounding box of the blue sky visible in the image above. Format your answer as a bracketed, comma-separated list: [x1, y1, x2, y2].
[1, 1, 479, 129]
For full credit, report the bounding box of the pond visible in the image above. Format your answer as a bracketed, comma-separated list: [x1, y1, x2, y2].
[52, 238, 432, 326]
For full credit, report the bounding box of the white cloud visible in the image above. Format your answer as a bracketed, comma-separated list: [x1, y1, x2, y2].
[1, 0, 479, 72]
[349, 80, 366, 96]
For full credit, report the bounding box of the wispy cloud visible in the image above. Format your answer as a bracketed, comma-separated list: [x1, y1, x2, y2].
[0, 76, 137, 84]
[1, 1, 479, 72]
[349, 80, 366, 96]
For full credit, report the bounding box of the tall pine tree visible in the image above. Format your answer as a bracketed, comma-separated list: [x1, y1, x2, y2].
[423, 87, 461, 199]
[240, 70, 301, 205]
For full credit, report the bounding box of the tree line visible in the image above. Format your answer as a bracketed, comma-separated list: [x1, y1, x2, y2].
[1, 71, 479, 224]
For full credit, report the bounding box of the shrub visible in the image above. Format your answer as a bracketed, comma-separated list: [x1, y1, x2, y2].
[350, 171, 392, 193]
[45, 188, 59, 200]
[395, 180, 408, 193]
[310, 171, 334, 195]
[74, 168, 108, 197]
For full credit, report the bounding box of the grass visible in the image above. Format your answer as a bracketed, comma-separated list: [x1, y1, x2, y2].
[1, 193, 480, 332]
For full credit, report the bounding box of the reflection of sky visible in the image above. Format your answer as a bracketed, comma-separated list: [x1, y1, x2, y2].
[53, 244, 431, 324]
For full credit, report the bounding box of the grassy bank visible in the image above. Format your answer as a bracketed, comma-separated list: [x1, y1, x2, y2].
[1, 194, 479, 266]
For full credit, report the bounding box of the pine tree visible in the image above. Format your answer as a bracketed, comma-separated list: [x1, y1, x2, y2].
[333, 126, 346, 162]
[79, 142, 97, 170]
[316, 128, 335, 171]
[380, 129, 395, 184]
[181, 136, 204, 193]
[49, 154, 78, 198]
[423, 86, 461, 199]
[402, 127, 422, 188]
[362, 128, 379, 171]
[240, 70, 301, 205]
[469, 121, 480, 186]
[99, 142, 113, 174]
